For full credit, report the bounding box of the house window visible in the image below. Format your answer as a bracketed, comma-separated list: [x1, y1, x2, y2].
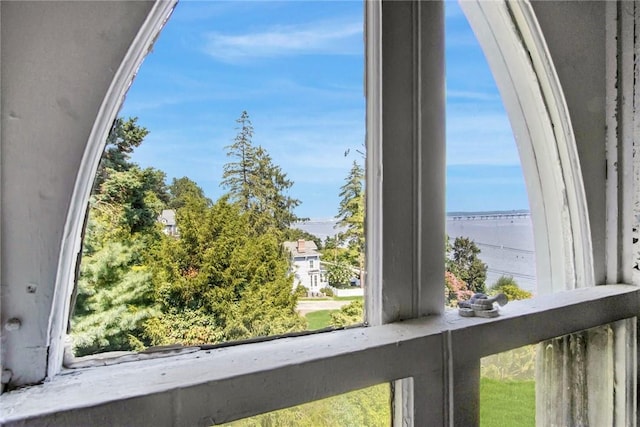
[309, 259, 315, 269]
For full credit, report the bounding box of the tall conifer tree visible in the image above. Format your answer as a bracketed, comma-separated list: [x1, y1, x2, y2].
[221, 111, 301, 233]
[71, 118, 163, 355]
[336, 160, 365, 279]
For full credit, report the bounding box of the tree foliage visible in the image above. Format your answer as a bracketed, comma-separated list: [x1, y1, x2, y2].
[321, 236, 352, 264]
[226, 383, 390, 427]
[168, 176, 211, 210]
[222, 111, 302, 234]
[444, 271, 473, 307]
[326, 261, 354, 288]
[489, 276, 532, 301]
[72, 239, 158, 356]
[446, 236, 488, 293]
[330, 300, 364, 327]
[283, 227, 322, 250]
[72, 114, 308, 355]
[92, 166, 167, 236]
[145, 196, 305, 345]
[71, 118, 166, 355]
[94, 117, 150, 189]
[335, 161, 365, 267]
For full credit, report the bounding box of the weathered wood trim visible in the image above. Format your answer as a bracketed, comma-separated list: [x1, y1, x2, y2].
[606, 0, 638, 287]
[461, 0, 594, 294]
[1, 285, 637, 426]
[0, 0, 167, 389]
[45, 0, 177, 381]
[364, 0, 383, 327]
[605, 2, 639, 425]
[371, 2, 445, 423]
[377, 0, 445, 325]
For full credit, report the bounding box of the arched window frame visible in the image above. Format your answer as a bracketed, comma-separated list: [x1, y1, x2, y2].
[1, 1, 638, 425]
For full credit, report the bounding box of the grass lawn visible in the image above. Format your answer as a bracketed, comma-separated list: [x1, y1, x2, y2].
[305, 310, 337, 330]
[299, 296, 363, 302]
[480, 378, 535, 427]
[333, 296, 364, 301]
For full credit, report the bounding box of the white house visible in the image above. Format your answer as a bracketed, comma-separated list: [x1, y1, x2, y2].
[157, 209, 177, 236]
[283, 239, 328, 294]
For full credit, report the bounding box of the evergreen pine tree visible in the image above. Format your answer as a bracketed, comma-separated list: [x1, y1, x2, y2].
[221, 111, 301, 234]
[72, 239, 158, 356]
[145, 195, 305, 346]
[335, 160, 365, 281]
[94, 117, 150, 190]
[168, 176, 211, 209]
[71, 117, 164, 355]
[222, 111, 256, 212]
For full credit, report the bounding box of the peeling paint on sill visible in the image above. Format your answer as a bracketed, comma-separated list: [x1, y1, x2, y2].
[63, 323, 366, 369]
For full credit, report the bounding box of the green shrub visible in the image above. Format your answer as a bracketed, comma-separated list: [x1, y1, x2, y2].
[294, 284, 308, 298]
[490, 276, 532, 301]
[330, 300, 364, 327]
[319, 287, 334, 297]
[481, 345, 536, 380]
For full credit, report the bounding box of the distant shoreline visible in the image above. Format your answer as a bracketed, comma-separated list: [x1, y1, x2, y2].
[299, 210, 531, 224]
[446, 209, 529, 217]
[296, 210, 536, 292]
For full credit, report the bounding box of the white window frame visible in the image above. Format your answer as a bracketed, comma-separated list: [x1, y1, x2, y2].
[1, 1, 638, 426]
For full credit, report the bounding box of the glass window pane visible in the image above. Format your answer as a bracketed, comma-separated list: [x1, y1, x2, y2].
[445, 1, 536, 309]
[222, 383, 390, 427]
[69, 0, 365, 357]
[481, 345, 536, 427]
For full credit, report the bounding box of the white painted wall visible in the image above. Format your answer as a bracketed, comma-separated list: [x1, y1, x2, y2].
[291, 255, 326, 292]
[330, 287, 364, 298]
[0, 0, 156, 387]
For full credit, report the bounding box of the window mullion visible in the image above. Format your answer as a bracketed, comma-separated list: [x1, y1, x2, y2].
[368, 0, 446, 425]
[3, 285, 638, 425]
[451, 359, 481, 426]
[372, 0, 445, 325]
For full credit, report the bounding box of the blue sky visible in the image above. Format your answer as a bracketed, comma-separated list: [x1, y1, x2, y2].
[122, 1, 529, 219]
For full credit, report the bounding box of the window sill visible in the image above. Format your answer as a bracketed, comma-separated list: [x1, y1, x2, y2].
[1, 285, 637, 426]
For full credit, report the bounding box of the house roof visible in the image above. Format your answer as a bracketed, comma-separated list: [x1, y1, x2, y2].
[283, 240, 320, 257]
[158, 209, 176, 226]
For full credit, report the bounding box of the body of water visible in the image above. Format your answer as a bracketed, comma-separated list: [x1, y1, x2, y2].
[447, 213, 536, 293]
[297, 211, 537, 294]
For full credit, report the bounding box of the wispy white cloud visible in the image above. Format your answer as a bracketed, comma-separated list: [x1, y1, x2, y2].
[123, 77, 362, 116]
[447, 90, 500, 102]
[123, 94, 210, 113]
[203, 18, 363, 63]
[131, 108, 365, 198]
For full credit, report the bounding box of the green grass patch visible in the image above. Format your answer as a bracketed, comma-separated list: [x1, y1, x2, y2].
[305, 310, 337, 330]
[480, 378, 535, 427]
[333, 296, 364, 301]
